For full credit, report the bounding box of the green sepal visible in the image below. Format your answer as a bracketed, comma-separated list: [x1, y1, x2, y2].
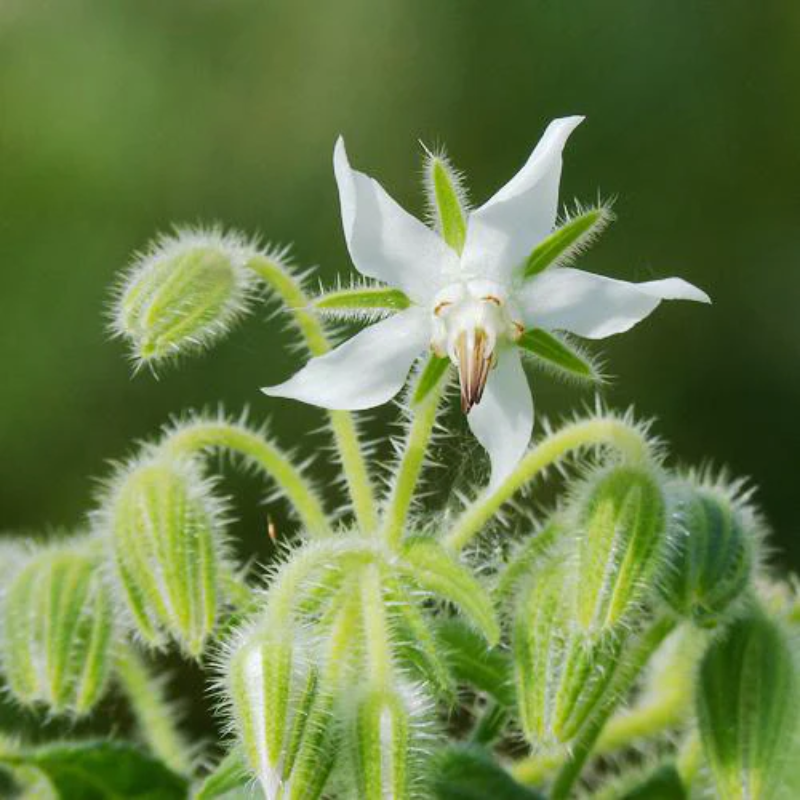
[432, 744, 545, 800]
[0, 740, 188, 800]
[313, 286, 411, 311]
[697, 609, 797, 800]
[517, 329, 600, 383]
[435, 618, 514, 708]
[400, 538, 500, 645]
[193, 748, 253, 799]
[522, 205, 613, 280]
[412, 355, 451, 406]
[427, 155, 468, 253]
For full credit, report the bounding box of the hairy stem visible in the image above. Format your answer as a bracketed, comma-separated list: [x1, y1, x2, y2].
[160, 419, 331, 538]
[115, 644, 193, 776]
[246, 254, 377, 534]
[444, 416, 650, 553]
[549, 615, 677, 799]
[381, 374, 448, 548]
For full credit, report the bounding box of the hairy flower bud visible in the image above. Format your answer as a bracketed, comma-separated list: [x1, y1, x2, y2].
[0, 541, 114, 715]
[102, 454, 229, 657]
[660, 480, 754, 627]
[514, 558, 621, 750]
[573, 465, 667, 632]
[111, 228, 257, 368]
[697, 610, 797, 800]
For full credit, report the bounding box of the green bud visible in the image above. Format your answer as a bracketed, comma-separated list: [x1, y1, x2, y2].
[514, 558, 622, 749]
[660, 481, 754, 627]
[351, 687, 412, 800]
[697, 610, 797, 800]
[573, 466, 667, 632]
[112, 228, 256, 368]
[1, 541, 114, 715]
[102, 454, 228, 656]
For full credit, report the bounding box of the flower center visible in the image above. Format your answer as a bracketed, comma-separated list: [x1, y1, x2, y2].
[430, 280, 524, 413]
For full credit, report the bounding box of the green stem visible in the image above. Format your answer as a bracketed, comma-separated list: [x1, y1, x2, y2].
[115, 644, 193, 776]
[381, 374, 448, 549]
[246, 254, 377, 534]
[549, 616, 677, 799]
[160, 419, 331, 538]
[444, 416, 649, 553]
[677, 731, 703, 788]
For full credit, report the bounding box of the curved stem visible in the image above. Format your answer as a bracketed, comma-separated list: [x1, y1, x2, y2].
[549, 615, 677, 799]
[444, 416, 650, 553]
[381, 371, 449, 549]
[160, 420, 331, 539]
[115, 644, 193, 776]
[246, 254, 377, 534]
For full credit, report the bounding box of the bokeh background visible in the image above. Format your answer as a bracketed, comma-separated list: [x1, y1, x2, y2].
[2, 0, 799, 579]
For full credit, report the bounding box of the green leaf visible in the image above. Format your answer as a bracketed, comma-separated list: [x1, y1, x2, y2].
[0, 740, 188, 799]
[412, 355, 451, 406]
[194, 748, 253, 799]
[312, 286, 411, 311]
[427, 156, 468, 253]
[517, 329, 600, 382]
[617, 764, 686, 800]
[435, 618, 514, 708]
[400, 539, 500, 645]
[522, 205, 612, 280]
[432, 745, 544, 800]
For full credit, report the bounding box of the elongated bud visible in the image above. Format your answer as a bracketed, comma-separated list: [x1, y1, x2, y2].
[660, 480, 754, 627]
[514, 558, 621, 750]
[0, 541, 114, 715]
[351, 687, 412, 800]
[102, 454, 229, 657]
[573, 466, 667, 632]
[111, 228, 257, 368]
[697, 610, 797, 800]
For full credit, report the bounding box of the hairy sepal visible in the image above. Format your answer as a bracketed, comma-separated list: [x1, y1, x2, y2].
[517, 329, 603, 385]
[422, 148, 469, 254]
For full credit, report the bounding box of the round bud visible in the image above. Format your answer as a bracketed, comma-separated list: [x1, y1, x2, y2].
[573, 465, 668, 632]
[660, 481, 754, 627]
[0, 541, 114, 715]
[697, 610, 797, 799]
[112, 229, 256, 368]
[103, 454, 229, 657]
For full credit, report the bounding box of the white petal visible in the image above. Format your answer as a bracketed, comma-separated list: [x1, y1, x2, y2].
[461, 116, 584, 282]
[262, 309, 429, 410]
[467, 348, 533, 489]
[518, 267, 711, 339]
[334, 137, 458, 303]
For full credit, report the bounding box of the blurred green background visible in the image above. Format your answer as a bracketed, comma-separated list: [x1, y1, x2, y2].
[1, 0, 799, 575]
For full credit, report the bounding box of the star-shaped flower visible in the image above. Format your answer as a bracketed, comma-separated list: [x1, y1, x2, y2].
[264, 117, 710, 485]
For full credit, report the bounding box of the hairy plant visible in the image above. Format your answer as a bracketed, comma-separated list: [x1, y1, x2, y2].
[1, 119, 797, 800]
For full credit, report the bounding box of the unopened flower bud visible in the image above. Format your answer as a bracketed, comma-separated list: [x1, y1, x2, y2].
[573, 465, 668, 632]
[103, 454, 229, 657]
[112, 228, 257, 368]
[660, 480, 754, 627]
[697, 610, 797, 800]
[0, 542, 113, 715]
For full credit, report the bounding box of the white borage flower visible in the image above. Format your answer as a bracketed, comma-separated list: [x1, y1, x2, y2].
[263, 117, 710, 485]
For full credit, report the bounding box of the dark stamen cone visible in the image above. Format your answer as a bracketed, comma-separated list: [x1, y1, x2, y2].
[456, 330, 493, 413]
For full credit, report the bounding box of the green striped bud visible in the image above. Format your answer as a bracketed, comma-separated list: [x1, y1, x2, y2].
[103, 454, 228, 657]
[112, 228, 256, 368]
[660, 481, 754, 627]
[351, 687, 412, 800]
[697, 610, 797, 800]
[0, 541, 114, 715]
[514, 558, 622, 750]
[573, 466, 667, 632]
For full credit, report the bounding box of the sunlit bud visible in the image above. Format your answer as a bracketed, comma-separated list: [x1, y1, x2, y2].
[102, 454, 229, 657]
[573, 466, 668, 632]
[350, 687, 412, 800]
[660, 480, 754, 627]
[514, 558, 620, 750]
[0, 541, 114, 715]
[697, 610, 797, 800]
[111, 228, 257, 369]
